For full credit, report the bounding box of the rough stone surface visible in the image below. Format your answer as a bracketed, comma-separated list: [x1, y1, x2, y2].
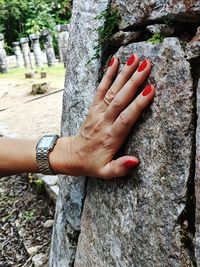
[74, 38, 195, 266]
[0, 34, 8, 73]
[32, 253, 47, 267]
[186, 41, 200, 60]
[146, 24, 175, 36]
[20, 37, 31, 68]
[12, 41, 24, 68]
[41, 175, 58, 186]
[195, 79, 200, 267]
[43, 219, 54, 228]
[111, 0, 200, 29]
[49, 1, 110, 266]
[27, 246, 40, 256]
[110, 30, 142, 46]
[30, 34, 43, 68]
[41, 29, 56, 67]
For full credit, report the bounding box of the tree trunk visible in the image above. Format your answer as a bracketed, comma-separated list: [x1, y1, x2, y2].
[50, 1, 200, 266]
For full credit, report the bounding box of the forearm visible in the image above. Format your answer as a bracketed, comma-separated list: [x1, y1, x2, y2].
[0, 137, 69, 177]
[0, 138, 38, 176]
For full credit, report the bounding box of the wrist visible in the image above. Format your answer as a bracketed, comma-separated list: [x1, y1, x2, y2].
[48, 136, 72, 175]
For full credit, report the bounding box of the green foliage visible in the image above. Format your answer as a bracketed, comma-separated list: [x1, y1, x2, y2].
[25, 0, 55, 35]
[147, 33, 164, 44]
[89, 7, 118, 63]
[22, 210, 35, 221]
[33, 179, 45, 191]
[0, 0, 72, 51]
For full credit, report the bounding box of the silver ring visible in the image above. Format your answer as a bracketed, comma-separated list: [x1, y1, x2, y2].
[103, 97, 111, 105]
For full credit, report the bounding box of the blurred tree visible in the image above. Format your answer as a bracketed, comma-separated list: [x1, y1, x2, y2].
[0, 0, 72, 54]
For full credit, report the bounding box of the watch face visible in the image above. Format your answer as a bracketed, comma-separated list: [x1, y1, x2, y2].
[37, 136, 56, 149]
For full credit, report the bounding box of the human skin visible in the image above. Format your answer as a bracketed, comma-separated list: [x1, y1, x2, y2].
[0, 54, 155, 179]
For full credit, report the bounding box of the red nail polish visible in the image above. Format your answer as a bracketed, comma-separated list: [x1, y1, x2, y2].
[124, 160, 138, 168]
[138, 59, 147, 72]
[142, 85, 152, 96]
[127, 54, 135, 66]
[108, 57, 115, 67]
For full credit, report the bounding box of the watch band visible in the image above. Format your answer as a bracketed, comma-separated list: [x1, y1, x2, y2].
[36, 135, 59, 175]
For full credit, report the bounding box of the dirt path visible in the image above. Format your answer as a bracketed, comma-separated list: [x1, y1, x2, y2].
[0, 65, 64, 138]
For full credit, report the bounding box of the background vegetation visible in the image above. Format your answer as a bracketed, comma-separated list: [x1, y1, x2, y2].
[0, 0, 72, 54]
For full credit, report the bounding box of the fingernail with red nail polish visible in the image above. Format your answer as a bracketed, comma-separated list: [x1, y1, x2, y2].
[124, 159, 139, 168]
[142, 84, 152, 96]
[127, 54, 135, 66]
[108, 57, 115, 67]
[138, 59, 147, 72]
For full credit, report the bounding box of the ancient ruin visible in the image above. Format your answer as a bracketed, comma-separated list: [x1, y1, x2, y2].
[0, 34, 8, 73]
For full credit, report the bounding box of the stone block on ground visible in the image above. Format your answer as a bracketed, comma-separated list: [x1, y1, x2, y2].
[25, 72, 35, 79]
[31, 83, 49, 95]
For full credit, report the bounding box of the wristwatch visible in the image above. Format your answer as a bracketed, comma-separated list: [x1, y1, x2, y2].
[36, 135, 59, 175]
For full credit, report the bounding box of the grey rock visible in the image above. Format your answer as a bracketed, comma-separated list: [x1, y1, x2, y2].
[41, 175, 58, 186]
[41, 29, 56, 67]
[111, 0, 200, 29]
[45, 185, 59, 203]
[32, 253, 47, 267]
[74, 38, 195, 266]
[49, 0, 110, 266]
[27, 246, 40, 255]
[110, 30, 142, 46]
[0, 34, 8, 73]
[195, 79, 200, 266]
[146, 24, 175, 36]
[191, 26, 200, 42]
[186, 41, 200, 61]
[43, 219, 54, 228]
[12, 41, 23, 68]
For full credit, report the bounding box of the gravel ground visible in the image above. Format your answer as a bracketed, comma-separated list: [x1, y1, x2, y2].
[0, 174, 55, 267]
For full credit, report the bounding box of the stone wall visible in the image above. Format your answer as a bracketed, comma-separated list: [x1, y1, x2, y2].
[50, 0, 200, 266]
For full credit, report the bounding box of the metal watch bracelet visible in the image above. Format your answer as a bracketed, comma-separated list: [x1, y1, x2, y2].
[36, 135, 59, 175]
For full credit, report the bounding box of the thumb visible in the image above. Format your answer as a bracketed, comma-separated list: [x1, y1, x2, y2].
[100, 156, 139, 179]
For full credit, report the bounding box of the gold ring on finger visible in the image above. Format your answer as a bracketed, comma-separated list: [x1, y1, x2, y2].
[103, 97, 111, 105]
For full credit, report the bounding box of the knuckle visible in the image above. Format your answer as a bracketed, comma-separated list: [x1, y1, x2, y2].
[106, 72, 114, 81]
[118, 112, 129, 128]
[130, 76, 139, 87]
[120, 68, 129, 78]
[106, 88, 115, 101]
[101, 129, 113, 147]
[97, 85, 105, 94]
[112, 97, 121, 109]
[134, 99, 143, 111]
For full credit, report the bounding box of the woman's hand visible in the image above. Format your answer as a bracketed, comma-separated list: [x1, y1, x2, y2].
[51, 54, 155, 179]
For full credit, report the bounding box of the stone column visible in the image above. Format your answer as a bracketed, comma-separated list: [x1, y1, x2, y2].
[0, 34, 8, 73]
[29, 34, 43, 68]
[41, 29, 56, 67]
[12, 41, 23, 68]
[20, 37, 31, 68]
[56, 24, 69, 66]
